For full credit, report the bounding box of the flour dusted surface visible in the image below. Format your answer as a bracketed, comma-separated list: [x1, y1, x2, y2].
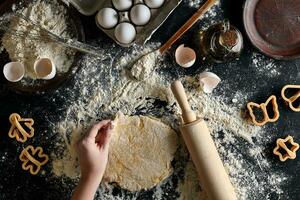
[2, 0, 75, 80]
[48, 40, 288, 199]
[130, 50, 160, 80]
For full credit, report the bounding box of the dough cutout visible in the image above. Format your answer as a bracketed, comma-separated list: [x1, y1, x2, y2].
[19, 145, 49, 175]
[281, 85, 300, 112]
[8, 113, 34, 143]
[273, 135, 299, 162]
[247, 95, 280, 126]
[104, 112, 178, 191]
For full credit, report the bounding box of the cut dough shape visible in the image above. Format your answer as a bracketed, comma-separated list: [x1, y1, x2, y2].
[104, 112, 178, 191]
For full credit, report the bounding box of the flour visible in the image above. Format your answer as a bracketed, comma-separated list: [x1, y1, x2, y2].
[251, 52, 282, 78]
[185, 0, 221, 31]
[2, 0, 75, 81]
[130, 50, 161, 80]
[48, 41, 288, 199]
[185, 0, 205, 8]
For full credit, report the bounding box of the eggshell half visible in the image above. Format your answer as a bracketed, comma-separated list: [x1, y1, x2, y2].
[34, 58, 56, 80]
[175, 44, 196, 68]
[3, 62, 25, 82]
[199, 72, 221, 93]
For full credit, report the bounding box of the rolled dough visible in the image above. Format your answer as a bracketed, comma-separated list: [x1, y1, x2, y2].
[104, 112, 178, 191]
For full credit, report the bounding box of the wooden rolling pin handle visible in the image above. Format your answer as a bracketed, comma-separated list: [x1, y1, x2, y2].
[171, 81, 197, 124]
[171, 80, 237, 200]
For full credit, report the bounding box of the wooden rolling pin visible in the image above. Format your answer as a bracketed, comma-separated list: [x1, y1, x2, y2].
[171, 80, 237, 200]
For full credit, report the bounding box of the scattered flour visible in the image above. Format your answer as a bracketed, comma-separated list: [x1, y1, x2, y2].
[2, 0, 76, 80]
[130, 50, 161, 80]
[49, 42, 288, 199]
[251, 52, 282, 78]
[185, 0, 205, 8]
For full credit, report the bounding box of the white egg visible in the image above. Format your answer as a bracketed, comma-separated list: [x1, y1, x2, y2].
[3, 62, 25, 82]
[175, 44, 196, 68]
[130, 4, 151, 26]
[112, 0, 133, 11]
[96, 8, 118, 29]
[114, 22, 136, 44]
[144, 0, 165, 8]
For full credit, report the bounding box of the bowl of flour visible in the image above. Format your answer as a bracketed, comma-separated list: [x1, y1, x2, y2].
[0, 0, 85, 93]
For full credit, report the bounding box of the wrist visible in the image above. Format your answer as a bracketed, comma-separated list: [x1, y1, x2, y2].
[72, 174, 100, 200]
[81, 171, 103, 186]
[79, 175, 101, 191]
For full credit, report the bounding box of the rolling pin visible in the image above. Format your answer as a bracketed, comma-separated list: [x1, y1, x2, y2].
[171, 80, 237, 200]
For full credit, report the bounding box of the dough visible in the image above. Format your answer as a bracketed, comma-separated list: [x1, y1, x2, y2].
[104, 112, 178, 191]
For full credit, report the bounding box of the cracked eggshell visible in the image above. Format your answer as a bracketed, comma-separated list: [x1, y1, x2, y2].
[199, 72, 221, 93]
[145, 0, 165, 8]
[112, 0, 133, 11]
[114, 22, 136, 44]
[96, 8, 118, 29]
[3, 62, 25, 82]
[130, 4, 151, 26]
[34, 58, 56, 80]
[175, 44, 196, 68]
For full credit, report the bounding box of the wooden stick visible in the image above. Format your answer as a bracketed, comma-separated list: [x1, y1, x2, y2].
[171, 80, 197, 123]
[159, 0, 218, 54]
[171, 80, 237, 200]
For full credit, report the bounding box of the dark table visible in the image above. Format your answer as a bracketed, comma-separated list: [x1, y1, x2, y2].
[0, 0, 299, 199]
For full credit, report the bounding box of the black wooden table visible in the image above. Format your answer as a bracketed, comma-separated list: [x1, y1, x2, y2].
[0, 0, 299, 199]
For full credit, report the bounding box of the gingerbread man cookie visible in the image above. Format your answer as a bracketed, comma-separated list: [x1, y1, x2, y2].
[247, 95, 280, 126]
[19, 145, 49, 175]
[273, 136, 299, 162]
[8, 113, 34, 143]
[281, 85, 300, 112]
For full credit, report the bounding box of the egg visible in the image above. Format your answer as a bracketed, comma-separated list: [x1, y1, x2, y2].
[114, 22, 136, 44]
[130, 4, 151, 26]
[199, 72, 221, 93]
[34, 58, 56, 80]
[112, 0, 133, 11]
[3, 62, 25, 82]
[96, 8, 118, 29]
[175, 44, 196, 68]
[144, 0, 165, 8]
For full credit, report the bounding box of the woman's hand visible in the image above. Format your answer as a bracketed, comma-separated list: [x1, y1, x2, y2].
[72, 120, 113, 200]
[77, 120, 113, 181]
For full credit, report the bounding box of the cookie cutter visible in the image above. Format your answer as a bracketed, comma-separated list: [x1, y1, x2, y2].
[273, 135, 299, 162]
[247, 95, 280, 126]
[19, 145, 49, 175]
[8, 113, 34, 143]
[281, 85, 300, 112]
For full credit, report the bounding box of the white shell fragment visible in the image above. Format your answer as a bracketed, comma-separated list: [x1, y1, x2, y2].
[96, 8, 118, 29]
[199, 72, 221, 94]
[145, 0, 165, 8]
[114, 22, 136, 44]
[175, 44, 196, 68]
[112, 0, 133, 11]
[34, 58, 56, 80]
[130, 4, 151, 26]
[3, 62, 25, 82]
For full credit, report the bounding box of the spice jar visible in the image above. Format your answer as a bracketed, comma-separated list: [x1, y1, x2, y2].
[199, 20, 243, 63]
